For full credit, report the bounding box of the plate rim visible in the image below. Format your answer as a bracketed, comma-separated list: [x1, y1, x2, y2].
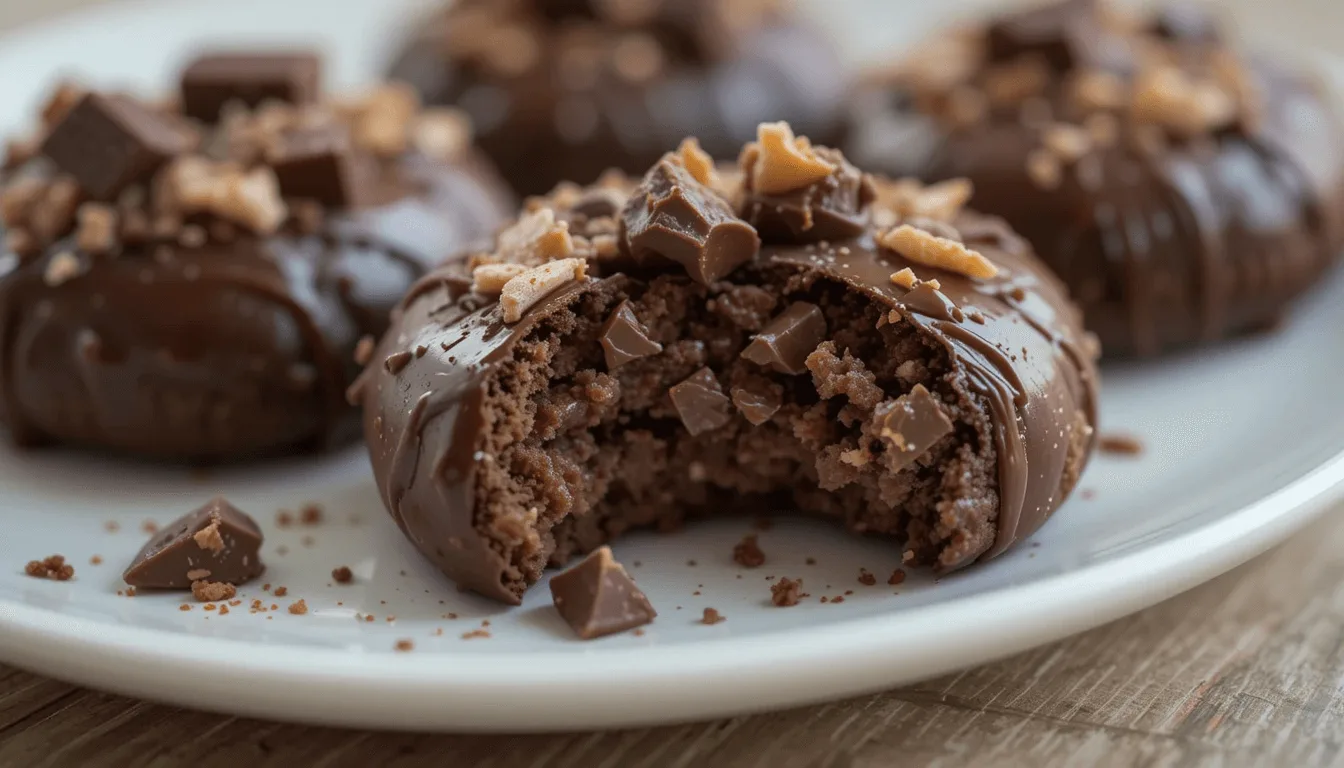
[5, 446, 1343, 732]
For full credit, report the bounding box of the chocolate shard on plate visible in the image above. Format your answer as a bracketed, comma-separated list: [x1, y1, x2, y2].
[738, 147, 875, 244]
[266, 122, 367, 207]
[668, 366, 732, 436]
[180, 52, 322, 123]
[730, 381, 782, 426]
[549, 545, 656, 640]
[740, 301, 827, 375]
[621, 156, 760, 285]
[122, 496, 265, 589]
[41, 93, 197, 200]
[599, 299, 663, 370]
[875, 385, 955, 472]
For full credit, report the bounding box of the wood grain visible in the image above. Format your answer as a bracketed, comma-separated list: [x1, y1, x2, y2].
[4, 510, 1343, 768]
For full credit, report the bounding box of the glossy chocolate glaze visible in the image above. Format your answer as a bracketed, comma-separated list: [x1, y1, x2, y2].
[0, 153, 509, 461]
[388, 1, 847, 196]
[847, 4, 1344, 357]
[358, 210, 1098, 603]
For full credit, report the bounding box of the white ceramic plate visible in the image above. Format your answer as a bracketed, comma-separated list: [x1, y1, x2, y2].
[3, 0, 1344, 733]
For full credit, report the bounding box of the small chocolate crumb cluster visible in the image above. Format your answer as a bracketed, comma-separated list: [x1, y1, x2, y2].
[24, 554, 75, 581]
[388, 0, 847, 195]
[0, 51, 509, 461]
[358, 121, 1098, 604]
[849, 0, 1344, 357]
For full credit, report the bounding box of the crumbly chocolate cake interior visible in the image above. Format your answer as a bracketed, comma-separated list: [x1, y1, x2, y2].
[473, 266, 1006, 595]
[360, 123, 1098, 603]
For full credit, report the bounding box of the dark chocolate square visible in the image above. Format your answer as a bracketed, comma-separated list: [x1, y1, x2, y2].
[268, 123, 366, 207]
[41, 93, 197, 200]
[180, 52, 322, 123]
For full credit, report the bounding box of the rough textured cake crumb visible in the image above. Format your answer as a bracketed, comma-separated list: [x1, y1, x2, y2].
[193, 519, 224, 552]
[191, 581, 235, 602]
[733, 535, 766, 568]
[395, 639, 415, 652]
[701, 608, 726, 625]
[858, 569, 877, 586]
[771, 577, 803, 607]
[287, 599, 308, 615]
[24, 554, 74, 581]
[889, 569, 907, 586]
[332, 566, 353, 584]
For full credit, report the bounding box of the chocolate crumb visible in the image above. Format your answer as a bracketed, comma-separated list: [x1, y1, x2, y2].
[300, 503, 323, 525]
[395, 639, 414, 652]
[25, 554, 75, 581]
[141, 520, 160, 535]
[276, 510, 294, 528]
[461, 629, 491, 640]
[858, 569, 877, 586]
[89, 555, 103, 565]
[888, 569, 907, 586]
[104, 521, 120, 533]
[732, 534, 766, 568]
[771, 577, 803, 607]
[332, 566, 353, 584]
[805, 557, 817, 566]
[700, 607, 725, 625]
[274, 586, 288, 597]
[179, 604, 192, 611]
[191, 581, 235, 602]
[1099, 433, 1144, 455]
[287, 599, 308, 615]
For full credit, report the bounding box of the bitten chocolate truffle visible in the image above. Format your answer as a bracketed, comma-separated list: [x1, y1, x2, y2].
[356, 124, 1098, 604]
[0, 52, 510, 461]
[846, 0, 1344, 357]
[387, 0, 847, 196]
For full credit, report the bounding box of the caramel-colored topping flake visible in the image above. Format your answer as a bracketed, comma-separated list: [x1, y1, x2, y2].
[472, 262, 529, 295]
[75, 203, 118, 255]
[673, 137, 717, 187]
[1132, 66, 1237, 137]
[43, 251, 83, 286]
[351, 83, 420, 157]
[1026, 149, 1063, 190]
[412, 107, 471, 161]
[878, 224, 999, 280]
[1042, 123, 1092, 162]
[499, 258, 588, 323]
[741, 122, 837, 196]
[495, 208, 575, 266]
[873, 177, 974, 224]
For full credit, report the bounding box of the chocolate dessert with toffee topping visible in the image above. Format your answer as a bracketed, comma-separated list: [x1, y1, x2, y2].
[388, 0, 847, 196]
[847, 0, 1344, 357]
[354, 123, 1099, 604]
[0, 52, 510, 461]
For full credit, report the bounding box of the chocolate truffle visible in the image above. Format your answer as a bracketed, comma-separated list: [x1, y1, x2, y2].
[355, 124, 1098, 604]
[846, 0, 1344, 357]
[0, 53, 510, 461]
[387, 0, 847, 196]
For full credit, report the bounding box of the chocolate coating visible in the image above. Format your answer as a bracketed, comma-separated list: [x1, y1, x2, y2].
[846, 1, 1344, 357]
[359, 204, 1097, 603]
[388, 0, 848, 196]
[0, 153, 508, 461]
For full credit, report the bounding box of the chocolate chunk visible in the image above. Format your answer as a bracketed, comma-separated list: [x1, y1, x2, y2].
[267, 123, 368, 207]
[730, 381, 782, 426]
[549, 546, 656, 640]
[668, 367, 732, 436]
[740, 302, 827, 375]
[1150, 3, 1221, 44]
[122, 497, 265, 589]
[180, 52, 321, 123]
[41, 93, 197, 200]
[599, 300, 663, 369]
[621, 156, 760, 285]
[738, 148, 875, 243]
[875, 385, 954, 472]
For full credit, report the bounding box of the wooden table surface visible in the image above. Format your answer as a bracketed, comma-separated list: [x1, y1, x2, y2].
[5, 1, 1344, 766]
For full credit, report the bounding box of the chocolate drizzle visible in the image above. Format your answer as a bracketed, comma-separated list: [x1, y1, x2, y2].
[360, 201, 1097, 599]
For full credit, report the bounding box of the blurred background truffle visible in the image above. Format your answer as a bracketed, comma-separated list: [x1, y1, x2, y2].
[387, 0, 848, 196]
[846, 0, 1344, 357]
